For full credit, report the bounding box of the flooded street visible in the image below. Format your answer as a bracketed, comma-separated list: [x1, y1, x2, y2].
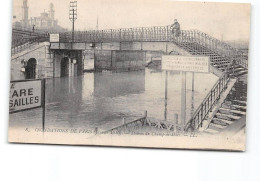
[9, 68, 218, 131]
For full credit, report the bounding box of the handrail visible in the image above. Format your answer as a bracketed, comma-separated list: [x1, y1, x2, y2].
[184, 72, 230, 131]
[11, 34, 49, 55]
[59, 25, 247, 69]
[10, 25, 247, 130]
[187, 30, 248, 69]
[184, 59, 235, 131]
[11, 37, 48, 55]
[11, 28, 49, 55]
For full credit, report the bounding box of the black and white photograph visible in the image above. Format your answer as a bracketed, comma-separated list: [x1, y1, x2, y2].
[8, 0, 250, 150]
[2, 0, 260, 183]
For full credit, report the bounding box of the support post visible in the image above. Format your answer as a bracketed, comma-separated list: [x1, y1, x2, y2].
[72, 9, 75, 43]
[94, 127, 98, 135]
[181, 71, 186, 125]
[69, 1, 77, 45]
[164, 71, 168, 121]
[144, 110, 147, 118]
[174, 113, 178, 134]
[191, 72, 195, 117]
[41, 79, 46, 130]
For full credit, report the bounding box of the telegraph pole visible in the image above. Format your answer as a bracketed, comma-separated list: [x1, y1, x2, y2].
[191, 72, 195, 117]
[69, 1, 77, 43]
[96, 16, 99, 30]
[181, 71, 186, 126]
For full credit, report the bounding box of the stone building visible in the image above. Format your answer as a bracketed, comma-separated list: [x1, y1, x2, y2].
[13, 0, 66, 32]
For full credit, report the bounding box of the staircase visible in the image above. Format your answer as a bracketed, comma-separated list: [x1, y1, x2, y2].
[203, 75, 247, 135]
[172, 30, 248, 134]
[176, 42, 248, 77]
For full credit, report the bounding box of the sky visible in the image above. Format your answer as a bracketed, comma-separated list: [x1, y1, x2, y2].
[12, 0, 251, 41]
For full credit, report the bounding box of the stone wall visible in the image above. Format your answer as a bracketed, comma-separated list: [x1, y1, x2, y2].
[11, 42, 84, 80]
[50, 41, 190, 55]
[111, 50, 146, 72]
[11, 42, 48, 80]
[94, 50, 146, 72]
[53, 50, 83, 78]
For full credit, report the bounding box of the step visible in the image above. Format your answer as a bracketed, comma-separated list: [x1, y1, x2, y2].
[216, 67, 227, 71]
[217, 61, 231, 64]
[213, 62, 230, 66]
[233, 68, 245, 72]
[203, 128, 219, 134]
[234, 65, 245, 69]
[215, 65, 231, 68]
[219, 108, 246, 116]
[212, 58, 228, 62]
[215, 113, 241, 120]
[221, 104, 247, 111]
[212, 118, 233, 126]
[230, 104, 247, 111]
[208, 123, 227, 130]
[224, 100, 247, 107]
[232, 100, 247, 105]
[212, 61, 230, 64]
[235, 71, 248, 76]
[210, 55, 222, 57]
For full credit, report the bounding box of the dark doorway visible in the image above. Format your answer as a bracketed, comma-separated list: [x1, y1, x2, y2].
[25, 58, 36, 79]
[61, 57, 69, 77]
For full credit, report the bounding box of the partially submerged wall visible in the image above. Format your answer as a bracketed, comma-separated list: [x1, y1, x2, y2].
[94, 50, 146, 72]
[11, 42, 47, 80]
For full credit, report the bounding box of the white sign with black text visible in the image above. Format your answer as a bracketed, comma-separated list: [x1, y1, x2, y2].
[50, 34, 60, 42]
[162, 55, 210, 73]
[9, 80, 42, 113]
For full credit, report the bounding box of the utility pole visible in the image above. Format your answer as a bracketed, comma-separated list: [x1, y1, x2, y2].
[96, 16, 99, 30]
[69, 1, 77, 43]
[191, 72, 195, 117]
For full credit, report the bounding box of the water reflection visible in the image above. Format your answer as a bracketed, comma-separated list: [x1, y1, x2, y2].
[47, 76, 83, 104]
[9, 68, 219, 131]
[94, 70, 145, 98]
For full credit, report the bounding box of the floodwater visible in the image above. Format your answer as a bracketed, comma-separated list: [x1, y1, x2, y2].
[9, 68, 218, 131]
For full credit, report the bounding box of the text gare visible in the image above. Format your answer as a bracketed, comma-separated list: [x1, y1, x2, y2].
[9, 88, 40, 108]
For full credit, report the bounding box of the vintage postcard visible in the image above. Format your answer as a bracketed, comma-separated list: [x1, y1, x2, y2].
[9, 0, 250, 151]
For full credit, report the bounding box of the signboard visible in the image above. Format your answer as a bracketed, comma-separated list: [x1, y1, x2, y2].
[9, 80, 43, 113]
[162, 56, 210, 73]
[50, 34, 60, 42]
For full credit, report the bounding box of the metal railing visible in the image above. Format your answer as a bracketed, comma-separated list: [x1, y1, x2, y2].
[11, 28, 49, 55]
[184, 71, 230, 131]
[97, 111, 182, 135]
[60, 25, 247, 69]
[11, 36, 48, 55]
[59, 25, 248, 132]
[12, 26, 247, 68]
[184, 30, 248, 69]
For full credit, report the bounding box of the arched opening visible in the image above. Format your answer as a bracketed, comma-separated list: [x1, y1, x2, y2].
[25, 58, 36, 79]
[61, 57, 69, 77]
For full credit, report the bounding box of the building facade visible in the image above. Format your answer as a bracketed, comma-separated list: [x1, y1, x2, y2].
[14, 0, 65, 32]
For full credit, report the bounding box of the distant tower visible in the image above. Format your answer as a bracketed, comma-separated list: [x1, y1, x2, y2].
[22, 0, 29, 27]
[48, 3, 55, 27]
[49, 3, 55, 20]
[96, 16, 99, 30]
